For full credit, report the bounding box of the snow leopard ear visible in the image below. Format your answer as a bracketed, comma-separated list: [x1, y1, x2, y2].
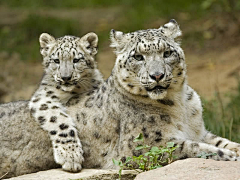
[80, 32, 98, 56]
[110, 29, 124, 51]
[39, 33, 56, 56]
[159, 19, 182, 40]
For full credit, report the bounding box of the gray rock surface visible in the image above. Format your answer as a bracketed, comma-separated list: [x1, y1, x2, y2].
[135, 158, 240, 180]
[5, 169, 138, 180]
[4, 158, 240, 180]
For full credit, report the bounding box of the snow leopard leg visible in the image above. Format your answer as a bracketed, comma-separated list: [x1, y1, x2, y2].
[203, 131, 240, 157]
[173, 139, 239, 161]
[29, 90, 84, 172]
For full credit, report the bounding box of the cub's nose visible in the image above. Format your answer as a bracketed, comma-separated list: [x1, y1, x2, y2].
[149, 73, 164, 82]
[61, 76, 72, 82]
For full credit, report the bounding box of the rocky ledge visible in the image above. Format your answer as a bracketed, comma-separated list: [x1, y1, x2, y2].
[5, 158, 240, 180]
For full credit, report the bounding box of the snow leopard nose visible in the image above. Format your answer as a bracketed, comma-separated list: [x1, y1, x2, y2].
[149, 73, 164, 82]
[61, 76, 72, 82]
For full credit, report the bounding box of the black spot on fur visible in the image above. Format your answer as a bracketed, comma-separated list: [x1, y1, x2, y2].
[128, 136, 134, 149]
[69, 130, 75, 137]
[127, 84, 134, 88]
[121, 156, 126, 163]
[30, 108, 36, 115]
[56, 85, 61, 89]
[104, 138, 111, 143]
[51, 95, 58, 99]
[59, 123, 69, 130]
[56, 140, 60, 143]
[52, 106, 59, 109]
[38, 116, 46, 125]
[148, 116, 155, 123]
[94, 132, 101, 139]
[160, 114, 171, 124]
[101, 152, 108, 157]
[85, 97, 94, 108]
[59, 133, 68, 138]
[216, 140, 222, 147]
[47, 91, 54, 95]
[179, 141, 185, 152]
[97, 97, 103, 108]
[32, 98, 40, 103]
[0, 112, 6, 118]
[76, 113, 80, 122]
[187, 91, 193, 100]
[155, 131, 162, 142]
[191, 108, 198, 116]
[157, 99, 174, 106]
[223, 144, 228, 148]
[102, 85, 106, 93]
[60, 112, 68, 118]
[50, 131, 57, 135]
[66, 140, 72, 143]
[39, 104, 48, 110]
[217, 150, 224, 157]
[142, 127, 149, 138]
[50, 116, 57, 123]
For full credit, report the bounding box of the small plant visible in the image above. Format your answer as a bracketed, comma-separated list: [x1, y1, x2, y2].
[112, 133, 178, 179]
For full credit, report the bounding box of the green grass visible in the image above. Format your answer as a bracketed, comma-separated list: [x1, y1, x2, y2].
[1, 0, 239, 61]
[0, 14, 82, 62]
[203, 79, 240, 143]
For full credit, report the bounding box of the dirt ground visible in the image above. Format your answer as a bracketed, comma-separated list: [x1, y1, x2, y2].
[0, 44, 240, 103]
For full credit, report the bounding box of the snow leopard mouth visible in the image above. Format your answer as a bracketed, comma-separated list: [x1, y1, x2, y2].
[145, 84, 170, 92]
[58, 81, 78, 87]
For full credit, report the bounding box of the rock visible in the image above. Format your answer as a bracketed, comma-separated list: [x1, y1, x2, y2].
[5, 169, 138, 180]
[135, 158, 240, 180]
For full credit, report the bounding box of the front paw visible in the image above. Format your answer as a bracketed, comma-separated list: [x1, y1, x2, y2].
[53, 140, 84, 172]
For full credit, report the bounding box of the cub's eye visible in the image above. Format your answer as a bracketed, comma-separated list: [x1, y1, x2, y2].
[133, 54, 144, 61]
[163, 50, 173, 58]
[73, 58, 80, 63]
[53, 59, 60, 64]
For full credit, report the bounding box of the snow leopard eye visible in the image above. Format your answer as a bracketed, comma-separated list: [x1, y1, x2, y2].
[163, 50, 173, 58]
[53, 59, 60, 64]
[133, 54, 144, 61]
[73, 58, 80, 63]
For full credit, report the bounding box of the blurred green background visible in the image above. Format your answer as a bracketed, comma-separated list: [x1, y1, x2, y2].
[0, 0, 240, 141]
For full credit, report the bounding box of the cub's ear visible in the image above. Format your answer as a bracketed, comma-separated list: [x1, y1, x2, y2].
[159, 19, 182, 40]
[39, 33, 56, 56]
[80, 32, 98, 56]
[110, 29, 124, 51]
[39, 33, 56, 48]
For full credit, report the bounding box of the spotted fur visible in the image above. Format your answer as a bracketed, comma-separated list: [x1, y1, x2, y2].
[29, 32, 103, 172]
[1, 20, 240, 178]
[68, 20, 240, 168]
